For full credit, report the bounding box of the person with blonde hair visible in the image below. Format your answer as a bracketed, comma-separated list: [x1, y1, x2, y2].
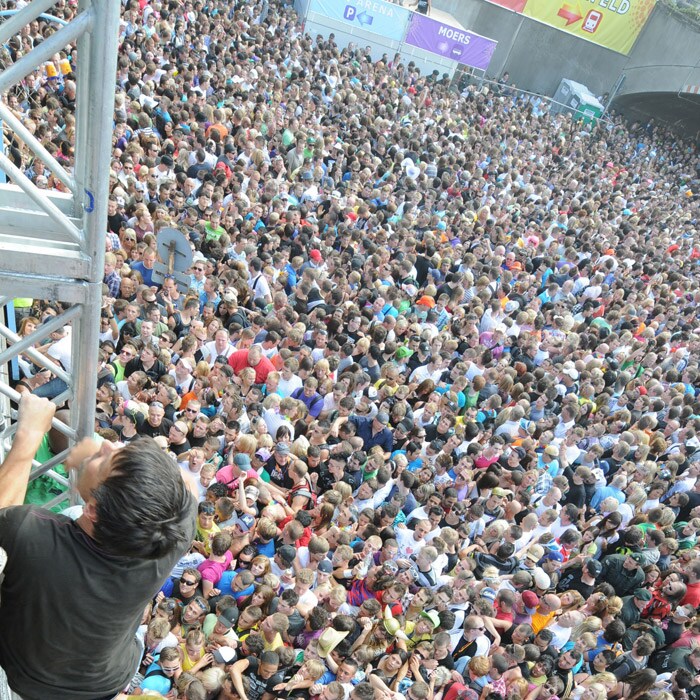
[195, 666, 226, 695]
[272, 659, 325, 695]
[570, 681, 608, 700]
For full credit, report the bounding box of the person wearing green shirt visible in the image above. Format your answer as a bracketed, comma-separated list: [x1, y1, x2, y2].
[204, 210, 226, 242]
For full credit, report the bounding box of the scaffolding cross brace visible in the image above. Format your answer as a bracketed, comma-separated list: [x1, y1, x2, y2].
[0, 0, 121, 507]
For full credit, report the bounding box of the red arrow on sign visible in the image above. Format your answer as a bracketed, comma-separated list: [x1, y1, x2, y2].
[557, 4, 583, 25]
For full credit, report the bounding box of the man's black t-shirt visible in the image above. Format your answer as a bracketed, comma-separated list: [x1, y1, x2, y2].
[169, 439, 191, 457]
[0, 503, 196, 700]
[556, 566, 594, 599]
[107, 212, 126, 234]
[243, 657, 285, 700]
[265, 456, 294, 489]
[140, 419, 173, 439]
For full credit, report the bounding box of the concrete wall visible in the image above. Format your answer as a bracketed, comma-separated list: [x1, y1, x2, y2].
[620, 3, 700, 98]
[432, 0, 700, 100]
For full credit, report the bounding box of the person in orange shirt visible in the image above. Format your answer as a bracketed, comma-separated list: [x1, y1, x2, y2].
[205, 108, 229, 140]
[530, 593, 562, 634]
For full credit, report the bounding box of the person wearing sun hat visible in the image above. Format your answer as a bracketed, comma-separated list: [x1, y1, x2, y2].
[521, 544, 546, 571]
[317, 626, 349, 659]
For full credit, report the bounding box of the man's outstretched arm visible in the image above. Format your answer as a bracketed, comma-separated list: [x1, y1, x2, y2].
[0, 394, 56, 508]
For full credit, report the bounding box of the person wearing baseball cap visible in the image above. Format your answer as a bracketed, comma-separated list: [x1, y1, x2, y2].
[205, 606, 240, 649]
[233, 513, 255, 536]
[271, 545, 297, 579]
[265, 441, 294, 489]
[521, 590, 540, 614]
[507, 590, 539, 636]
[619, 588, 652, 627]
[540, 549, 565, 587]
[405, 610, 440, 649]
[215, 451, 257, 494]
[348, 410, 394, 459]
[556, 558, 602, 599]
[212, 646, 237, 666]
[522, 545, 545, 570]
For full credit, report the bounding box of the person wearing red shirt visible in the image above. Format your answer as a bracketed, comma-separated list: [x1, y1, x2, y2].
[680, 560, 700, 607]
[227, 345, 274, 384]
[376, 582, 405, 617]
[494, 589, 515, 625]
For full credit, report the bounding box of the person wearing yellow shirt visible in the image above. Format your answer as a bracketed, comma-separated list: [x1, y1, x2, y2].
[178, 629, 207, 673]
[193, 501, 220, 556]
[530, 593, 562, 634]
[259, 612, 288, 651]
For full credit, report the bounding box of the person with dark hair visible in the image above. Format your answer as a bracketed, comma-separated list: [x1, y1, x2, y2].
[229, 649, 284, 700]
[0, 395, 197, 700]
[350, 682, 376, 700]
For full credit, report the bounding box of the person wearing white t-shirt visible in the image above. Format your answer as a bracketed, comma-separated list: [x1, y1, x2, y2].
[136, 619, 178, 667]
[202, 329, 234, 367]
[395, 519, 431, 558]
[293, 569, 318, 617]
[47, 325, 72, 372]
[248, 262, 272, 306]
[278, 363, 303, 398]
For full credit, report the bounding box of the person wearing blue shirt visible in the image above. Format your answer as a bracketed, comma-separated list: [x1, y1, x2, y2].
[348, 412, 393, 457]
[140, 649, 180, 695]
[199, 278, 221, 313]
[284, 261, 298, 291]
[591, 473, 627, 511]
[131, 248, 159, 288]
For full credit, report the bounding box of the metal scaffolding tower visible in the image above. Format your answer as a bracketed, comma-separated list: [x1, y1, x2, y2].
[0, 0, 120, 507]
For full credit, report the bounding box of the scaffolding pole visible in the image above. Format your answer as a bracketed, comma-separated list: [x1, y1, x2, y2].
[0, 0, 120, 506]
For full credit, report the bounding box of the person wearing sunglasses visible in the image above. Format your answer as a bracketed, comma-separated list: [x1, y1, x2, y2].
[190, 258, 207, 295]
[453, 615, 491, 675]
[139, 646, 182, 695]
[158, 567, 203, 606]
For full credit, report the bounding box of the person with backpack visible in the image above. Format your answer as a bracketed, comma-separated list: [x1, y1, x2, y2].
[139, 646, 182, 695]
[608, 634, 656, 680]
[287, 461, 317, 512]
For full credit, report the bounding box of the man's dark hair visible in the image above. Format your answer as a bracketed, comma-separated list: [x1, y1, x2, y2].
[674, 668, 694, 690]
[340, 656, 359, 671]
[351, 682, 375, 700]
[496, 542, 515, 559]
[260, 651, 279, 666]
[597, 649, 618, 667]
[244, 633, 265, 656]
[537, 655, 554, 674]
[566, 650, 582, 665]
[438, 610, 456, 630]
[280, 589, 299, 605]
[308, 606, 330, 630]
[536, 629, 553, 643]
[603, 619, 626, 642]
[295, 510, 313, 527]
[92, 438, 194, 559]
[206, 482, 228, 499]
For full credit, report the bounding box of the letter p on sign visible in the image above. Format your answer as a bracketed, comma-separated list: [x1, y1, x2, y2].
[344, 5, 356, 20]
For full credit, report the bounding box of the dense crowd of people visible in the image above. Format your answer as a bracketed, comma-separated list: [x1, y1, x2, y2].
[2, 0, 700, 699]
